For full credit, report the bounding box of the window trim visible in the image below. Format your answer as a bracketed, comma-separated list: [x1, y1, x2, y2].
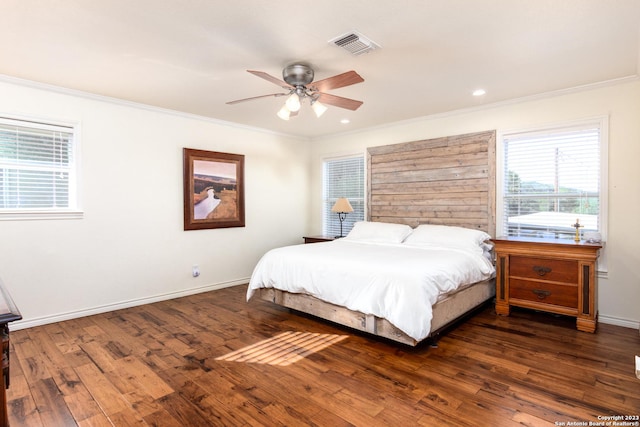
[0, 113, 83, 220]
[496, 116, 608, 242]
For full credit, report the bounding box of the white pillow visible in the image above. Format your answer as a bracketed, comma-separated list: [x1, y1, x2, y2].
[344, 221, 413, 244]
[403, 224, 491, 252]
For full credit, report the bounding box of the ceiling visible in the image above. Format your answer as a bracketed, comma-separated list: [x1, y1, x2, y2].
[1, 1, 639, 139]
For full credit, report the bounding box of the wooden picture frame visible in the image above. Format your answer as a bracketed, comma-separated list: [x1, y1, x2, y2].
[183, 148, 245, 230]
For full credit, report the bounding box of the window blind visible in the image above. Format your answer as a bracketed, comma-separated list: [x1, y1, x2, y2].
[502, 123, 601, 239]
[0, 118, 76, 210]
[323, 155, 365, 237]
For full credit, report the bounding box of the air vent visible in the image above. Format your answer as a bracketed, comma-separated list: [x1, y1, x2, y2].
[329, 31, 380, 56]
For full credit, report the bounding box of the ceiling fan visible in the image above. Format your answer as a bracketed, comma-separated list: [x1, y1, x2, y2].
[226, 63, 364, 120]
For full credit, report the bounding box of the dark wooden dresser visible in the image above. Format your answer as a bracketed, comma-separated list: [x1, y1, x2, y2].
[0, 279, 21, 427]
[492, 237, 602, 332]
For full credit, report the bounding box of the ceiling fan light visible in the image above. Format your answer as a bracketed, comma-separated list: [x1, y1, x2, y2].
[285, 93, 301, 112]
[312, 101, 328, 118]
[277, 105, 290, 120]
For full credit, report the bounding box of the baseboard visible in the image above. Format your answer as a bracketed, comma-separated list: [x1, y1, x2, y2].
[599, 313, 640, 331]
[13, 282, 639, 335]
[11, 278, 250, 331]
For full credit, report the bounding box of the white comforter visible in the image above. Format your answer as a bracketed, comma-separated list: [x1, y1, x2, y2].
[247, 239, 495, 341]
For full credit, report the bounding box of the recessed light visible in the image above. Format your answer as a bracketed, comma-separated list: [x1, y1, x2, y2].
[472, 89, 486, 97]
[340, 119, 350, 124]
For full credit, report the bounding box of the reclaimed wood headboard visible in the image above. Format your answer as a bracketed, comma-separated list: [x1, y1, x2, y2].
[367, 130, 496, 236]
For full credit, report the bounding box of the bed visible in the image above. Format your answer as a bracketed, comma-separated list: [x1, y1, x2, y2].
[247, 130, 497, 346]
[248, 222, 495, 345]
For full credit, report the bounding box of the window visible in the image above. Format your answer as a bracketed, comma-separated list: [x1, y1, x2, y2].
[323, 155, 365, 237]
[499, 118, 606, 240]
[0, 116, 81, 219]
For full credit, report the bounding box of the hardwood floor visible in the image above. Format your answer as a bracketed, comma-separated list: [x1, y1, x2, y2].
[7, 285, 640, 426]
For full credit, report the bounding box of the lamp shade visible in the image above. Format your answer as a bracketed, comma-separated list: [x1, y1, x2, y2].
[331, 198, 354, 213]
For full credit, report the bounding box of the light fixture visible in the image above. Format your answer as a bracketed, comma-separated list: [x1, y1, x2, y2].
[227, 64, 364, 121]
[285, 93, 301, 112]
[331, 198, 354, 238]
[277, 94, 328, 121]
[311, 100, 328, 118]
[472, 89, 486, 96]
[277, 105, 291, 120]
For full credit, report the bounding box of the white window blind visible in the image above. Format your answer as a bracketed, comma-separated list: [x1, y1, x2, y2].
[0, 117, 79, 216]
[502, 122, 602, 239]
[323, 155, 365, 237]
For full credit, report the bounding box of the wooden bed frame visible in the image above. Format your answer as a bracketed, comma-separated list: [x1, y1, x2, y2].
[256, 130, 497, 346]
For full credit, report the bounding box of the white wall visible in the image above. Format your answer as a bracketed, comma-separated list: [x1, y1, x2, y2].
[309, 79, 640, 329]
[3, 77, 638, 332]
[0, 79, 310, 329]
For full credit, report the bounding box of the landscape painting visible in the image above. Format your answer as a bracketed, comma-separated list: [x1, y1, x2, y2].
[183, 148, 245, 230]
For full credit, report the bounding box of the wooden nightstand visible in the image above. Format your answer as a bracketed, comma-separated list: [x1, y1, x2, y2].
[303, 235, 335, 244]
[492, 237, 602, 333]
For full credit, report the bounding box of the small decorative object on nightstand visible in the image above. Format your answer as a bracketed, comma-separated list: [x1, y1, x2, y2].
[571, 218, 583, 242]
[303, 235, 336, 244]
[492, 236, 602, 333]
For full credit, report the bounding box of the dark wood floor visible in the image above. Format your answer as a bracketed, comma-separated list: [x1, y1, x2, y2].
[7, 285, 640, 426]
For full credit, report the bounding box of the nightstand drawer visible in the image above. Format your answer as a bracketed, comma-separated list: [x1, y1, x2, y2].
[510, 256, 578, 283]
[510, 278, 578, 308]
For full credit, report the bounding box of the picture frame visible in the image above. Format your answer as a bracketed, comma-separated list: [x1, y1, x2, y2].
[183, 148, 245, 230]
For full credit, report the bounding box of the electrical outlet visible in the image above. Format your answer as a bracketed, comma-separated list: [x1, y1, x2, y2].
[192, 265, 200, 278]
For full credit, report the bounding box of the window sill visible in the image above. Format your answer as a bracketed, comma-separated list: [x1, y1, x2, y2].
[0, 210, 84, 221]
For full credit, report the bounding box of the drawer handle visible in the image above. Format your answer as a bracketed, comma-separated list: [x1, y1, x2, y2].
[532, 265, 552, 276]
[531, 289, 551, 300]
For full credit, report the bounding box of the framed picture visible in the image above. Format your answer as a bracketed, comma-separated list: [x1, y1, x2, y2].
[183, 148, 245, 230]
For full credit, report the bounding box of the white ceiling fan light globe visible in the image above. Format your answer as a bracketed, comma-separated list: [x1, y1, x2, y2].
[312, 101, 328, 117]
[277, 105, 291, 120]
[285, 93, 301, 112]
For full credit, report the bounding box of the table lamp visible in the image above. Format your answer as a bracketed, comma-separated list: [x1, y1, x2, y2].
[331, 198, 354, 238]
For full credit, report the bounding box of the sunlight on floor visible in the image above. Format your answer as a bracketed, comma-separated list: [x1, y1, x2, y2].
[215, 331, 349, 366]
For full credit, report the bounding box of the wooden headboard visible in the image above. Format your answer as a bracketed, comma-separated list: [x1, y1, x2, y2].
[367, 130, 496, 236]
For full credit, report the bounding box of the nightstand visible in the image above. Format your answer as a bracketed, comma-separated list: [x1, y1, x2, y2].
[303, 235, 335, 244]
[492, 237, 602, 333]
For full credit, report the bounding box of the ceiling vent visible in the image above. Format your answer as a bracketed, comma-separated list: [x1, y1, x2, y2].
[329, 31, 380, 56]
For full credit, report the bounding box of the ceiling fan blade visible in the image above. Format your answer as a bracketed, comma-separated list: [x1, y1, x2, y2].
[226, 93, 287, 105]
[309, 71, 364, 92]
[247, 70, 293, 89]
[317, 92, 363, 111]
